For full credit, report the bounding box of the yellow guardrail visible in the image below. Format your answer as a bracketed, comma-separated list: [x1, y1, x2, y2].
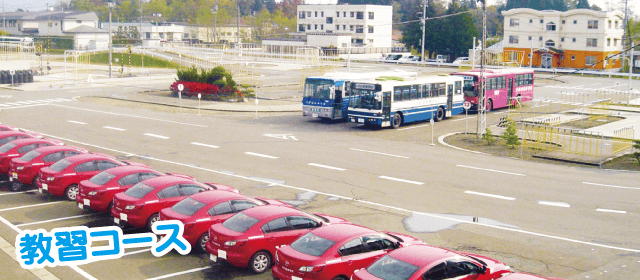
[612, 126, 635, 156]
[523, 123, 603, 156]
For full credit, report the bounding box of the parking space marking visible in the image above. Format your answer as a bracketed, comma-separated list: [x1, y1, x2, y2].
[0, 201, 64, 212]
[191, 142, 219, 149]
[464, 190, 516, 201]
[144, 133, 169, 139]
[1, 104, 48, 110]
[350, 148, 409, 159]
[379, 176, 424, 185]
[398, 124, 429, 131]
[16, 213, 100, 227]
[457, 164, 526, 176]
[29, 131, 640, 253]
[596, 208, 627, 214]
[583, 181, 640, 190]
[308, 163, 346, 171]
[0, 190, 37, 196]
[68, 120, 88, 125]
[123, 248, 151, 256]
[244, 152, 278, 159]
[103, 126, 126, 131]
[539, 201, 571, 208]
[145, 266, 211, 280]
[51, 104, 208, 127]
[452, 117, 475, 122]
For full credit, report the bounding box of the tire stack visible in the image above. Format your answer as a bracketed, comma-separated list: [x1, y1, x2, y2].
[0, 70, 36, 84]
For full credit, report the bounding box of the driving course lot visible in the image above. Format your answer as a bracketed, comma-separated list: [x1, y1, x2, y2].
[0, 74, 639, 280]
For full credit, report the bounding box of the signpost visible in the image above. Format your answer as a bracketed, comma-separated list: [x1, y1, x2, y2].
[88, 75, 93, 97]
[254, 95, 259, 120]
[197, 93, 202, 115]
[10, 70, 15, 87]
[463, 101, 471, 134]
[430, 111, 435, 146]
[177, 83, 184, 113]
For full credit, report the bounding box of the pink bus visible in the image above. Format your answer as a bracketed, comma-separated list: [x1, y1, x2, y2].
[451, 69, 534, 111]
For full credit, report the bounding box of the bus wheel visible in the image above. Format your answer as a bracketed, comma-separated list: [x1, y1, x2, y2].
[391, 113, 402, 129]
[436, 107, 445, 121]
[486, 99, 493, 112]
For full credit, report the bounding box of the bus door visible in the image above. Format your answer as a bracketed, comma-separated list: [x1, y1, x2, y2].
[447, 84, 454, 115]
[333, 85, 344, 119]
[382, 92, 391, 123]
[507, 77, 514, 103]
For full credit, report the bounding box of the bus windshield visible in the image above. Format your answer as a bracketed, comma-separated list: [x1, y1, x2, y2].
[463, 77, 478, 97]
[304, 79, 334, 99]
[351, 90, 381, 110]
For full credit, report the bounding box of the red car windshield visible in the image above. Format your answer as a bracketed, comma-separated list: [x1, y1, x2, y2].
[222, 212, 259, 233]
[20, 150, 41, 162]
[290, 232, 336, 257]
[50, 159, 72, 171]
[89, 171, 117, 185]
[366, 255, 419, 280]
[124, 182, 154, 199]
[171, 198, 206, 216]
[0, 142, 17, 153]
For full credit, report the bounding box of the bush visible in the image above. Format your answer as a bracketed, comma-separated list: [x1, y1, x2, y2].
[501, 118, 521, 149]
[482, 128, 495, 145]
[632, 140, 640, 166]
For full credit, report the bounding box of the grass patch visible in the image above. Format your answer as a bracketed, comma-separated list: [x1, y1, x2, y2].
[560, 115, 624, 130]
[602, 154, 640, 171]
[65, 52, 179, 69]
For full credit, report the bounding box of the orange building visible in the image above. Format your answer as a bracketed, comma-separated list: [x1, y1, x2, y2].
[502, 8, 624, 70]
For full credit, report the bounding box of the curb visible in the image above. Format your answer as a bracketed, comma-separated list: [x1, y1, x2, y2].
[437, 132, 492, 155]
[0, 235, 60, 280]
[100, 96, 302, 113]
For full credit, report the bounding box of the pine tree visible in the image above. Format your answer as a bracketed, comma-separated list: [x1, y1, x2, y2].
[501, 118, 521, 149]
[482, 128, 496, 145]
[575, 0, 590, 9]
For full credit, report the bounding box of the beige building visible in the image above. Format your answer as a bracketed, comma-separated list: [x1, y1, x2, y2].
[184, 25, 253, 43]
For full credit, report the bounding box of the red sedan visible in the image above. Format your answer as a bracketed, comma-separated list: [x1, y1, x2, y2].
[0, 130, 40, 146]
[9, 146, 88, 192]
[350, 244, 513, 280]
[111, 176, 237, 230]
[206, 205, 349, 274]
[272, 224, 425, 280]
[160, 191, 288, 253]
[37, 154, 146, 200]
[0, 138, 64, 174]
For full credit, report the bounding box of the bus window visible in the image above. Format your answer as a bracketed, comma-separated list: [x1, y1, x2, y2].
[422, 84, 430, 98]
[463, 77, 477, 97]
[402, 86, 411, 100]
[438, 83, 446, 96]
[394, 87, 402, 101]
[430, 84, 437, 97]
[447, 84, 453, 95]
[304, 79, 333, 99]
[410, 85, 418, 99]
[455, 81, 462, 95]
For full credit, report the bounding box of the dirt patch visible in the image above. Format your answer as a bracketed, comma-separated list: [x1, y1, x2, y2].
[559, 115, 624, 130]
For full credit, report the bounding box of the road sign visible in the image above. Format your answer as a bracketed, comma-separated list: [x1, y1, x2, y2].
[430, 118, 434, 124]
[197, 93, 201, 99]
[177, 84, 184, 91]
[463, 101, 471, 110]
[87, 75, 93, 84]
[9, 70, 15, 75]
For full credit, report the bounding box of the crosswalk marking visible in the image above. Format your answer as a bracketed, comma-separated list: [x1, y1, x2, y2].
[0, 98, 75, 108]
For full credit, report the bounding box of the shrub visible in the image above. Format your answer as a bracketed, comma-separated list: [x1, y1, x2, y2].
[501, 118, 521, 149]
[632, 140, 640, 166]
[482, 128, 495, 145]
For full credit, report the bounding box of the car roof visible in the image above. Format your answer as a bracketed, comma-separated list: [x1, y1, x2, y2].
[0, 131, 30, 138]
[5, 138, 55, 147]
[32, 145, 84, 154]
[387, 244, 458, 267]
[312, 223, 377, 241]
[140, 175, 199, 187]
[189, 191, 248, 204]
[98, 165, 156, 176]
[64, 153, 119, 163]
[242, 205, 302, 220]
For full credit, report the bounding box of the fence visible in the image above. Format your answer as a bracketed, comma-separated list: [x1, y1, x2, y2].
[612, 126, 635, 156]
[522, 123, 604, 156]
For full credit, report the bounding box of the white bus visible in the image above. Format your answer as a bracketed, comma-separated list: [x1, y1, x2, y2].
[347, 75, 465, 128]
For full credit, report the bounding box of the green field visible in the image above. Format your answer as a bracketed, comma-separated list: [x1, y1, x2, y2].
[66, 52, 179, 69]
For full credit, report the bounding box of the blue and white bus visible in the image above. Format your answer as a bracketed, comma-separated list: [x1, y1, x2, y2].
[302, 71, 417, 121]
[347, 75, 465, 128]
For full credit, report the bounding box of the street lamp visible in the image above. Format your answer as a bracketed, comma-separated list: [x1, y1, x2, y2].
[620, 55, 634, 104]
[108, 1, 116, 79]
[211, 2, 218, 43]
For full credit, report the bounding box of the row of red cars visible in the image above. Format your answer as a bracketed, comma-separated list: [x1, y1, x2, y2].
[0, 124, 564, 280]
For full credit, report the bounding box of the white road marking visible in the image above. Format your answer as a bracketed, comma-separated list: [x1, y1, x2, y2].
[145, 266, 211, 280]
[596, 208, 627, 214]
[464, 190, 516, 201]
[583, 182, 640, 190]
[0, 190, 37, 196]
[29, 130, 640, 253]
[144, 133, 169, 139]
[379, 176, 424, 185]
[17, 214, 99, 227]
[0, 104, 8, 107]
[456, 164, 526, 176]
[452, 116, 475, 122]
[51, 104, 208, 127]
[398, 124, 429, 131]
[0, 201, 65, 212]
[539, 201, 571, 208]
[68, 120, 88, 125]
[308, 163, 346, 171]
[5, 102, 23, 106]
[1, 104, 48, 110]
[103, 126, 126, 131]
[14, 101, 31, 104]
[493, 111, 507, 115]
[350, 148, 409, 159]
[244, 152, 278, 159]
[191, 142, 219, 149]
[123, 248, 152, 256]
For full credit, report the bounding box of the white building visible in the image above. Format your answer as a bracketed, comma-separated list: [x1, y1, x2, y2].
[502, 8, 624, 69]
[101, 22, 185, 42]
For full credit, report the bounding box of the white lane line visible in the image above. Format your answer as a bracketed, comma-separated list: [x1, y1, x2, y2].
[191, 142, 219, 149]
[5, 102, 24, 106]
[51, 104, 208, 127]
[145, 266, 211, 280]
[68, 120, 88, 125]
[14, 101, 32, 104]
[398, 124, 429, 131]
[31, 130, 640, 254]
[308, 163, 346, 171]
[379, 176, 424, 185]
[0, 104, 8, 107]
[103, 126, 126, 131]
[0, 201, 65, 212]
[144, 133, 169, 139]
[244, 152, 278, 159]
[0, 190, 37, 196]
[350, 148, 409, 159]
[457, 164, 526, 176]
[1, 104, 48, 110]
[464, 190, 516, 201]
[596, 208, 627, 214]
[452, 116, 475, 122]
[123, 248, 152, 256]
[16, 214, 99, 227]
[583, 182, 640, 190]
[55, 98, 74, 102]
[539, 201, 571, 208]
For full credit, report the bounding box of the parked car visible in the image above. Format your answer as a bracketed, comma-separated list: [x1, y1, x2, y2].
[9, 146, 88, 191]
[111, 176, 237, 230]
[384, 54, 402, 61]
[351, 244, 512, 280]
[272, 223, 424, 280]
[497, 272, 566, 280]
[37, 154, 147, 200]
[159, 191, 289, 253]
[0, 130, 42, 147]
[452, 57, 471, 65]
[397, 55, 417, 63]
[206, 205, 349, 274]
[428, 55, 447, 63]
[0, 138, 64, 175]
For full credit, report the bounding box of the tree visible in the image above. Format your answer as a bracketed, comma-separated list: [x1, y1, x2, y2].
[504, 0, 567, 11]
[501, 118, 521, 149]
[632, 140, 640, 166]
[441, 0, 479, 58]
[575, 0, 590, 9]
[482, 128, 496, 145]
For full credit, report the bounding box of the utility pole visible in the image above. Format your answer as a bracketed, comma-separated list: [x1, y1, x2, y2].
[212, 1, 218, 43]
[109, 2, 115, 78]
[477, 0, 486, 137]
[139, 0, 143, 46]
[237, 4, 240, 45]
[622, 0, 629, 71]
[420, 0, 427, 65]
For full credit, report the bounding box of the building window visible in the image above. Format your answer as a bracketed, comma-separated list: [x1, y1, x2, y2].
[307, 24, 311, 30]
[321, 24, 323, 30]
[585, 56, 597, 65]
[546, 22, 556, 31]
[299, 24, 304, 32]
[572, 38, 576, 42]
[315, 11, 317, 17]
[539, 36, 542, 41]
[327, 17, 333, 24]
[509, 36, 519, 44]
[350, 25, 354, 31]
[573, 20, 577, 24]
[508, 51, 518, 61]
[315, 24, 317, 30]
[337, 12, 339, 17]
[299, 12, 305, 19]
[307, 12, 311, 17]
[588, 20, 598, 29]
[607, 38, 611, 46]
[356, 12, 363, 19]
[356, 25, 363, 33]
[337, 25, 339, 30]
[528, 36, 532, 41]
[587, 38, 597, 47]
[615, 20, 619, 28]
[562, 20, 565, 24]
[369, 12, 374, 19]
[48, 22, 53, 27]
[608, 20, 612, 28]
[76, 20, 82, 23]
[146, 32, 150, 39]
[368, 25, 373, 33]
[343, 25, 346, 30]
[545, 40, 555, 47]
[510, 18, 519, 26]
[368, 39, 373, 44]
[571, 55, 575, 60]
[614, 38, 618, 46]
[561, 37, 564, 42]
[540, 19, 543, 23]
[350, 12, 354, 17]
[343, 12, 346, 17]
[529, 19, 532, 23]
[321, 11, 324, 17]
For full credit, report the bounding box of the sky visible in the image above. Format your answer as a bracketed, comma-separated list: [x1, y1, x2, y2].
[2, 0, 638, 18]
